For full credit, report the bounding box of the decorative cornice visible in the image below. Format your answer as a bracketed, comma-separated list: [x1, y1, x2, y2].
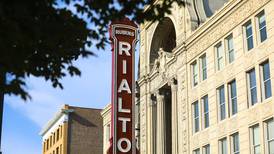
[101, 103, 111, 117]
[39, 106, 74, 136]
[186, 0, 271, 62]
[185, 0, 241, 47]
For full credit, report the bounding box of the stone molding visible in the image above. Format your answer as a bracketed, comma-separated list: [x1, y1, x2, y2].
[186, 0, 271, 62]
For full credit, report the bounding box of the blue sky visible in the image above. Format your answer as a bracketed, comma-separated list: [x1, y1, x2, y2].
[2, 37, 140, 154]
[2, 2, 140, 153]
[2, 50, 111, 154]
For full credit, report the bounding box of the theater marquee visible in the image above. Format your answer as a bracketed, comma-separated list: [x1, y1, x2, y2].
[109, 18, 138, 154]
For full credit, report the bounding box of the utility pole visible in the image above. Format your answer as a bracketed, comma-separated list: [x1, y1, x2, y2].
[0, 70, 5, 154]
[0, 92, 3, 154]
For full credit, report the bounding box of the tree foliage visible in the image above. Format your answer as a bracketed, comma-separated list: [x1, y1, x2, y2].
[0, 0, 184, 100]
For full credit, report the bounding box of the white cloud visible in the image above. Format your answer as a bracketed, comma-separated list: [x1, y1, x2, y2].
[5, 53, 112, 128]
[6, 89, 64, 128]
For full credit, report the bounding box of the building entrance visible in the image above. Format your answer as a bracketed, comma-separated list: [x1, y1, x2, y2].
[163, 86, 172, 154]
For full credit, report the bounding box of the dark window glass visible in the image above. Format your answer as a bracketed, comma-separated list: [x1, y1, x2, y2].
[245, 21, 254, 51]
[248, 69, 258, 105]
[261, 61, 272, 99]
[232, 133, 240, 154]
[227, 35, 235, 63]
[193, 148, 200, 154]
[203, 95, 209, 128]
[266, 119, 274, 154]
[192, 61, 198, 86]
[229, 80, 237, 115]
[203, 144, 210, 154]
[201, 55, 207, 80]
[218, 86, 226, 120]
[216, 43, 224, 70]
[220, 138, 227, 154]
[193, 101, 199, 132]
[258, 11, 267, 42]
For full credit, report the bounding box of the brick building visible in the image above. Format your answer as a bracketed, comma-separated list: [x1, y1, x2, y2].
[40, 105, 103, 154]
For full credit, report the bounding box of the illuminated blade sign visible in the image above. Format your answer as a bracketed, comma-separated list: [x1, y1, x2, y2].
[109, 18, 138, 154]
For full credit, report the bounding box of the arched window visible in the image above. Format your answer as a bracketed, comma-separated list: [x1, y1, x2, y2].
[149, 17, 176, 69]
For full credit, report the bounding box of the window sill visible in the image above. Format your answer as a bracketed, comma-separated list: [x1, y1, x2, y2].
[245, 47, 255, 54]
[218, 118, 228, 124]
[200, 126, 210, 133]
[256, 38, 268, 48]
[248, 96, 272, 109]
[192, 131, 200, 136]
[261, 96, 272, 104]
[214, 68, 226, 76]
[192, 85, 199, 90]
[227, 60, 236, 67]
[200, 78, 208, 84]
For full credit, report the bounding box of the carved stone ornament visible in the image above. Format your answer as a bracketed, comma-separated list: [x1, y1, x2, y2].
[149, 94, 157, 106]
[150, 48, 176, 83]
[168, 77, 178, 87]
[150, 58, 160, 75]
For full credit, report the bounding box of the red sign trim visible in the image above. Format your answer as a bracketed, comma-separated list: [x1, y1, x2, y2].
[110, 20, 138, 154]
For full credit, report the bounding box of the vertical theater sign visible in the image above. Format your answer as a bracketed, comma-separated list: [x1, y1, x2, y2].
[108, 18, 138, 154]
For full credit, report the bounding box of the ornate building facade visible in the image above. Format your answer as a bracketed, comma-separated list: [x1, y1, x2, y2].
[101, 104, 111, 154]
[137, 0, 274, 154]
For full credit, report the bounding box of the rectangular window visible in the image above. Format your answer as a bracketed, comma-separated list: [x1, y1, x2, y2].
[47, 139, 49, 150]
[226, 34, 235, 63]
[192, 61, 198, 87]
[247, 69, 258, 106]
[193, 148, 200, 154]
[228, 80, 237, 115]
[257, 11, 267, 42]
[106, 124, 110, 140]
[193, 101, 200, 133]
[105, 124, 111, 146]
[251, 125, 260, 154]
[200, 54, 207, 80]
[202, 95, 209, 128]
[43, 142, 46, 152]
[244, 20, 254, 51]
[260, 61, 272, 100]
[219, 138, 227, 154]
[56, 147, 59, 154]
[57, 128, 60, 141]
[203, 144, 210, 154]
[216, 43, 224, 71]
[53, 132, 55, 144]
[60, 144, 62, 154]
[231, 133, 240, 154]
[50, 136, 52, 147]
[60, 126, 62, 137]
[265, 119, 274, 154]
[218, 85, 226, 120]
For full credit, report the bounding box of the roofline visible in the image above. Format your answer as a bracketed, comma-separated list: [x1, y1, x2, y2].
[101, 103, 111, 116]
[39, 104, 103, 136]
[68, 105, 102, 111]
[39, 105, 73, 136]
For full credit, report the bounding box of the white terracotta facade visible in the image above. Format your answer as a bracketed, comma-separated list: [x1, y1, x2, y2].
[101, 104, 111, 154]
[137, 0, 274, 154]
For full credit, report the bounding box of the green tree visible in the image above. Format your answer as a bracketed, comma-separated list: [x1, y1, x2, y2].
[0, 0, 184, 99]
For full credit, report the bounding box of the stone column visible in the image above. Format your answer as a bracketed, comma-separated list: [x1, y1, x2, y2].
[149, 94, 157, 154]
[170, 78, 178, 154]
[156, 90, 166, 154]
